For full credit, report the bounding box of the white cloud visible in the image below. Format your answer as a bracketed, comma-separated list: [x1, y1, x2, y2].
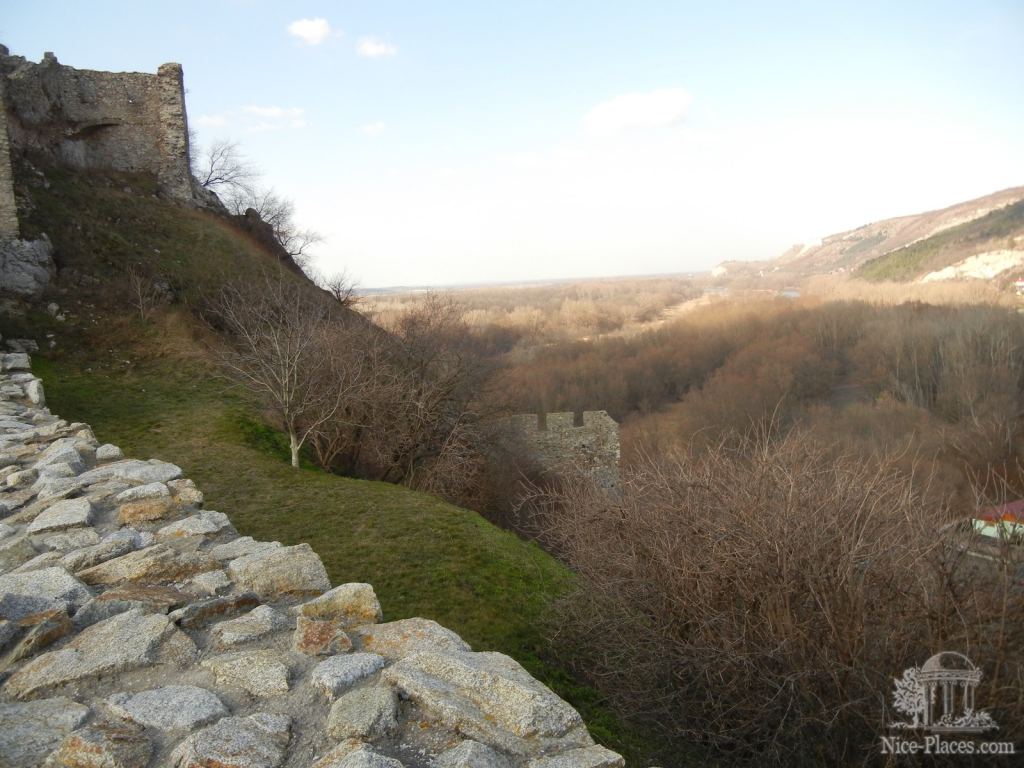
[356, 37, 398, 58]
[288, 18, 333, 46]
[583, 88, 692, 138]
[361, 121, 386, 137]
[194, 113, 228, 128]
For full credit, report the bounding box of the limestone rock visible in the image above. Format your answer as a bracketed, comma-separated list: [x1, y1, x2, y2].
[210, 604, 289, 649]
[3, 609, 191, 699]
[117, 496, 175, 525]
[434, 741, 512, 768]
[311, 652, 386, 699]
[60, 530, 138, 572]
[200, 650, 291, 697]
[227, 543, 330, 599]
[0, 696, 89, 768]
[95, 443, 124, 462]
[313, 740, 405, 768]
[47, 719, 152, 768]
[0, 238, 55, 298]
[41, 527, 101, 552]
[294, 615, 352, 656]
[526, 747, 624, 768]
[78, 459, 182, 486]
[352, 618, 470, 660]
[77, 544, 217, 587]
[298, 582, 382, 626]
[383, 651, 591, 756]
[26, 497, 93, 534]
[168, 592, 260, 629]
[327, 684, 398, 740]
[72, 585, 192, 629]
[0, 532, 36, 571]
[0, 608, 71, 665]
[170, 712, 291, 768]
[156, 510, 231, 540]
[0, 566, 92, 617]
[114, 482, 170, 504]
[210, 536, 281, 562]
[168, 478, 203, 507]
[107, 684, 228, 732]
[2, 352, 32, 371]
[184, 568, 231, 596]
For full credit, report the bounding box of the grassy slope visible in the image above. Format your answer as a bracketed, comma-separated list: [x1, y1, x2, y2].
[6, 165, 658, 761]
[857, 198, 1024, 281]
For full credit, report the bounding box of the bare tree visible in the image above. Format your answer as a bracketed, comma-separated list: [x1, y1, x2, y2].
[316, 269, 359, 308]
[210, 275, 362, 468]
[191, 138, 260, 194]
[125, 263, 161, 321]
[223, 186, 323, 260]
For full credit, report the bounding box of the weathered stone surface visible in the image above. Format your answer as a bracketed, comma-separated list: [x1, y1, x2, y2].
[0, 696, 89, 768]
[227, 543, 330, 599]
[294, 615, 352, 656]
[299, 582, 382, 626]
[2, 352, 31, 372]
[210, 604, 288, 649]
[60, 530, 138, 572]
[10, 550, 64, 573]
[3, 609, 190, 699]
[168, 478, 203, 507]
[327, 684, 399, 740]
[184, 569, 230, 596]
[311, 652, 386, 699]
[434, 741, 512, 768]
[41, 527, 101, 552]
[0, 566, 92, 617]
[95, 443, 124, 462]
[117, 497, 175, 525]
[72, 584, 191, 629]
[156, 510, 230, 540]
[352, 618, 470, 660]
[168, 592, 260, 629]
[114, 482, 169, 504]
[383, 651, 591, 756]
[0, 239, 55, 298]
[78, 459, 182, 486]
[169, 712, 291, 768]
[107, 684, 228, 732]
[0, 609, 71, 665]
[0, 532, 36, 571]
[200, 650, 291, 697]
[7, 467, 38, 487]
[210, 536, 280, 562]
[313, 740, 405, 768]
[24, 378, 45, 406]
[26, 497, 93, 534]
[48, 719, 152, 768]
[77, 544, 217, 587]
[525, 747, 624, 768]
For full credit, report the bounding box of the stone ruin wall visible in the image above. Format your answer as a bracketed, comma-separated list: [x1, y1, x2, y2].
[0, 78, 17, 240]
[506, 411, 620, 490]
[0, 353, 624, 768]
[0, 48, 194, 204]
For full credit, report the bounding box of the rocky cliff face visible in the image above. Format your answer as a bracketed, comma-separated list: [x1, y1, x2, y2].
[0, 353, 623, 768]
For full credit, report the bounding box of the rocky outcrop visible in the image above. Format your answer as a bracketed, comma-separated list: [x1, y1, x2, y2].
[0, 357, 623, 768]
[0, 238, 55, 298]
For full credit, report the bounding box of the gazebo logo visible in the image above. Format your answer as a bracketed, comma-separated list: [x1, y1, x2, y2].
[890, 652, 998, 733]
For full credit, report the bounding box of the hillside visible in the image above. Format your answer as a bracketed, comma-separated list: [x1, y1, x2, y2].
[0, 159, 658, 761]
[712, 185, 1024, 286]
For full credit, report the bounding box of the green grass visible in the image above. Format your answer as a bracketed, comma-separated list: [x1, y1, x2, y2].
[857, 198, 1024, 281]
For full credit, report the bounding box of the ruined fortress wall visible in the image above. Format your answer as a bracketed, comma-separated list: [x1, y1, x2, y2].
[0, 78, 18, 239]
[507, 411, 621, 489]
[0, 50, 193, 203]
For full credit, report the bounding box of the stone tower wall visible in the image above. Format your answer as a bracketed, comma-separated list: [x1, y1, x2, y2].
[0, 78, 18, 239]
[0, 49, 194, 204]
[507, 410, 620, 489]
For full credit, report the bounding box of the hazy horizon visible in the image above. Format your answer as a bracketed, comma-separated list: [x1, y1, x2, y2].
[5, 1, 1023, 287]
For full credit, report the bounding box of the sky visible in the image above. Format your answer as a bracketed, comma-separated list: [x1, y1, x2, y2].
[3, 1, 1024, 287]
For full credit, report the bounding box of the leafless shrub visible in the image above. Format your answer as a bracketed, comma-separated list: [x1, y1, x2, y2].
[191, 137, 260, 195]
[125, 263, 162, 321]
[524, 428, 1024, 765]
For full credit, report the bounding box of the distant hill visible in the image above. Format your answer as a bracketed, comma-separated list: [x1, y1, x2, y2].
[713, 186, 1024, 286]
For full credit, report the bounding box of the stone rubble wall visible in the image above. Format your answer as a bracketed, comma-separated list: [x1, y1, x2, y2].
[0, 47, 194, 203]
[0, 77, 17, 239]
[0, 356, 624, 768]
[505, 412, 620, 490]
